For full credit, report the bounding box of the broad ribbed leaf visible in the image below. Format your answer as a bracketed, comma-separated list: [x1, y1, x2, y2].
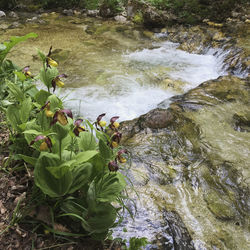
[78, 132, 97, 151]
[6, 104, 21, 131]
[75, 150, 98, 164]
[34, 89, 51, 105]
[82, 203, 117, 235]
[6, 80, 24, 102]
[69, 162, 92, 193]
[95, 172, 126, 203]
[34, 152, 72, 197]
[18, 154, 37, 166]
[40, 66, 58, 88]
[99, 139, 112, 160]
[20, 97, 32, 123]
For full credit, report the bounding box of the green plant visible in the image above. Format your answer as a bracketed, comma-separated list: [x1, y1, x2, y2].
[0, 35, 133, 241]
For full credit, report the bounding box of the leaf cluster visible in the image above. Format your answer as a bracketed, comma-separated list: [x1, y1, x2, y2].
[0, 33, 133, 241]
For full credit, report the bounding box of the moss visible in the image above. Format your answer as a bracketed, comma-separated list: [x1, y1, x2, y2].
[133, 12, 144, 24]
[26, 4, 42, 11]
[204, 189, 237, 220]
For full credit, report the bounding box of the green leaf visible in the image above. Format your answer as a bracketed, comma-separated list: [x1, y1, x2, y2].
[61, 198, 87, 217]
[87, 180, 96, 212]
[95, 172, 126, 203]
[20, 97, 32, 123]
[52, 123, 69, 140]
[6, 80, 24, 102]
[46, 163, 70, 179]
[18, 154, 37, 166]
[40, 65, 58, 88]
[6, 104, 21, 131]
[14, 71, 26, 82]
[37, 49, 46, 63]
[0, 33, 38, 64]
[78, 131, 97, 151]
[82, 202, 117, 235]
[34, 89, 51, 105]
[47, 94, 62, 110]
[23, 129, 41, 135]
[99, 139, 112, 161]
[69, 162, 92, 193]
[34, 152, 73, 197]
[75, 150, 98, 164]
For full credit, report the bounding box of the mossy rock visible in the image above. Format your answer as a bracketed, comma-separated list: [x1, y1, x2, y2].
[133, 12, 144, 24]
[204, 189, 237, 220]
[95, 25, 110, 35]
[142, 30, 154, 39]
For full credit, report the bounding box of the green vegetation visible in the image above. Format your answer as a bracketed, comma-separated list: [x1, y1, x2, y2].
[0, 0, 248, 24]
[0, 33, 134, 242]
[145, 0, 247, 23]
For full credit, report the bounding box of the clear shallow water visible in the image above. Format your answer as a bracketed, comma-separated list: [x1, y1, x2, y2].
[1, 15, 225, 121]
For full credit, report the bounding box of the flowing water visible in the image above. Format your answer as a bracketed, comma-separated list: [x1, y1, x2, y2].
[1, 13, 225, 121]
[1, 13, 249, 249]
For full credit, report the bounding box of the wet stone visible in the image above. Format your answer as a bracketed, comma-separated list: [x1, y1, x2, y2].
[204, 189, 237, 220]
[154, 211, 195, 250]
[139, 108, 175, 129]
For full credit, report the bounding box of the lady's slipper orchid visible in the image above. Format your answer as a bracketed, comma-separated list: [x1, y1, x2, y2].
[23, 66, 33, 78]
[30, 135, 52, 152]
[51, 109, 73, 126]
[117, 149, 128, 163]
[46, 46, 58, 68]
[109, 116, 120, 130]
[95, 113, 106, 131]
[73, 119, 86, 136]
[110, 132, 122, 148]
[51, 74, 67, 92]
[41, 101, 54, 118]
[108, 160, 119, 172]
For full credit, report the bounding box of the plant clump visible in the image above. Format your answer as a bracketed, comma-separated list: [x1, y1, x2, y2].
[0, 33, 135, 244]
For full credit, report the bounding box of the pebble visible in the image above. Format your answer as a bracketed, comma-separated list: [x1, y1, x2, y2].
[114, 15, 127, 23]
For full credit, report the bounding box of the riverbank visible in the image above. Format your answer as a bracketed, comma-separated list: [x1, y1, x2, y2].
[0, 2, 249, 249]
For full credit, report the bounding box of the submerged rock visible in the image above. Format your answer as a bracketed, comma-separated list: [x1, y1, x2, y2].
[161, 211, 195, 250]
[8, 11, 18, 19]
[120, 74, 250, 247]
[204, 189, 237, 220]
[63, 9, 73, 16]
[114, 15, 127, 23]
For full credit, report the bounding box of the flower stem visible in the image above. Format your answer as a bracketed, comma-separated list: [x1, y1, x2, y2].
[59, 139, 62, 161]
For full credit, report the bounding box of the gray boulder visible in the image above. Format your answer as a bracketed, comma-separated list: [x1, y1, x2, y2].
[0, 11, 6, 18]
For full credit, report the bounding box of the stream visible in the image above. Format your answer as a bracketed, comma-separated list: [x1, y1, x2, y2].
[1, 12, 249, 249]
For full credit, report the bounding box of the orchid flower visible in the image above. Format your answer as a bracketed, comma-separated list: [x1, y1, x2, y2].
[46, 46, 58, 68]
[109, 116, 120, 131]
[22, 66, 33, 78]
[108, 160, 119, 172]
[95, 113, 106, 131]
[41, 101, 54, 118]
[110, 131, 122, 148]
[30, 135, 52, 152]
[73, 119, 86, 136]
[52, 74, 67, 92]
[51, 109, 73, 126]
[117, 149, 128, 163]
